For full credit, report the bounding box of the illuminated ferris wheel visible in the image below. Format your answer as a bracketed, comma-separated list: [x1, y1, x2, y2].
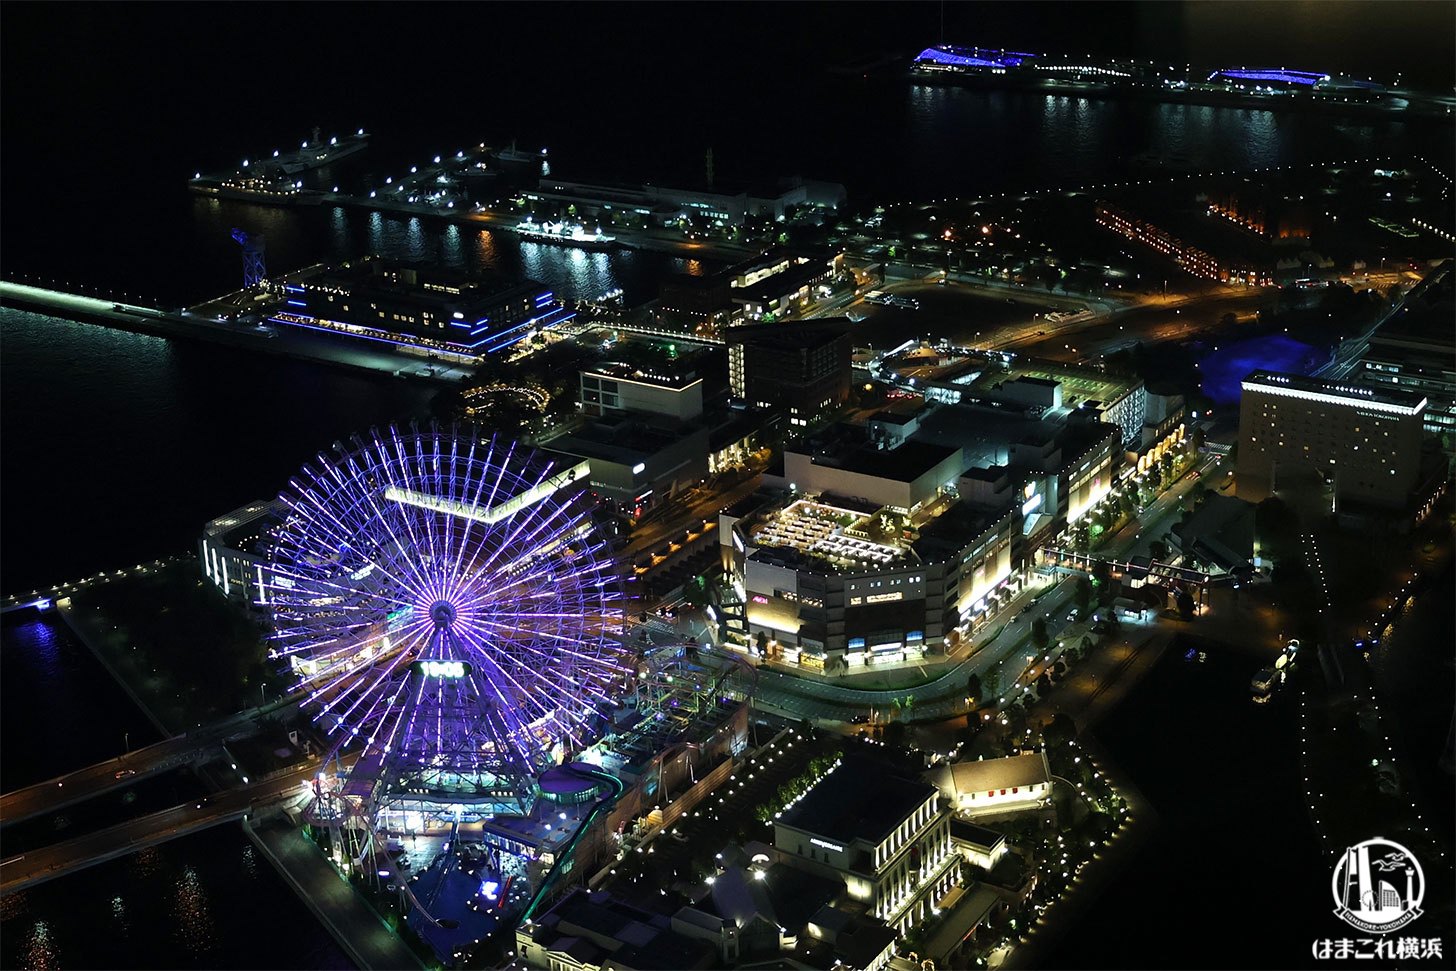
[265, 424, 627, 809]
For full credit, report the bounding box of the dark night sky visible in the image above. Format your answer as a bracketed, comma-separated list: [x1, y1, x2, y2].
[4, 2, 1453, 126]
[2, 2, 1452, 203]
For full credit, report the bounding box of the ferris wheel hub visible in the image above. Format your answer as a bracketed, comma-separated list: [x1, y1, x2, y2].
[429, 599, 458, 629]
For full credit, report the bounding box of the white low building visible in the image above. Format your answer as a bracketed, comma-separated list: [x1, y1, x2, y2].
[927, 751, 1054, 817]
[772, 755, 962, 934]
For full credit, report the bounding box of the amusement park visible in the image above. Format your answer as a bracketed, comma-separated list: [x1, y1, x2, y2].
[258, 424, 754, 965]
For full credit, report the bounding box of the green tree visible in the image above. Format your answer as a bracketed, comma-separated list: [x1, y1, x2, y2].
[1044, 712, 1078, 746]
[1149, 540, 1169, 562]
[965, 672, 982, 705]
[683, 574, 712, 609]
[1254, 496, 1301, 562]
[1072, 576, 1092, 616]
[1175, 588, 1196, 621]
[982, 665, 1002, 700]
[882, 720, 908, 748]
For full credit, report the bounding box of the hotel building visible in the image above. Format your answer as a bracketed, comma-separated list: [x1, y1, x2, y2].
[1237, 370, 1427, 508]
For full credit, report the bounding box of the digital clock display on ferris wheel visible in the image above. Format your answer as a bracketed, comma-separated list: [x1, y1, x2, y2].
[412, 659, 473, 679]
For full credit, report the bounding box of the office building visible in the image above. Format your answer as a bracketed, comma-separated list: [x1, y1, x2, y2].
[199, 500, 281, 606]
[545, 418, 709, 520]
[1237, 370, 1427, 508]
[580, 362, 704, 420]
[728, 318, 854, 426]
[1357, 271, 1456, 446]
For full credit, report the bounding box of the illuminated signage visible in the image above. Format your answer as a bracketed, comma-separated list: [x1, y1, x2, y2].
[848, 637, 866, 649]
[865, 591, 903, 604]
[906, 630, 924, 642]
[412, 659, 473, 679]
[751, 594, 769, 604]
[810, 838, 844, 853]
[632, 462, 646, 474]
[1021, 493, 1043, 516]
[350, 564, 376, 581]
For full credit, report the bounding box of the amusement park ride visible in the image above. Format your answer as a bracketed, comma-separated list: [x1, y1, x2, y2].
[258, 424, 750, 954]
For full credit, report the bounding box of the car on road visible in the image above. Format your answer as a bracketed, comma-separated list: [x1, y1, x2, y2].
[194, 797, 209, 810]
[114, 769, 136, 780]
[1066, 610, 1078, 623]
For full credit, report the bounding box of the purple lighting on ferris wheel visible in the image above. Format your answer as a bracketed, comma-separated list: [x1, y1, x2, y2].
[265, 424, 627, 789]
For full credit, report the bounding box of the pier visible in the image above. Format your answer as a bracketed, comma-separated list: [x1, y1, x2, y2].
[0, 282, 470, 383]
[245, 813, 424, 971]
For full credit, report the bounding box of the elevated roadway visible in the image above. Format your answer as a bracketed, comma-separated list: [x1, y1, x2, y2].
[0, 761, 316, 896]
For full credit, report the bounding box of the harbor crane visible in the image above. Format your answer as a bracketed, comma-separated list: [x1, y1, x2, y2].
[231, 228, 267, 289]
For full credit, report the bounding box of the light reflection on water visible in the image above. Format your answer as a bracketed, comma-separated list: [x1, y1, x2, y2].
[23, 919, 59, 971]
[0, 828, 351, 969]
[172, 864, 218, 957]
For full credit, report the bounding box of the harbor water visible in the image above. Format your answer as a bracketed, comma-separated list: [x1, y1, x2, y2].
[3, 15, 1453, 964]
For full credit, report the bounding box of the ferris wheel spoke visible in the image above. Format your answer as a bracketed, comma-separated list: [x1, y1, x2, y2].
[271, 426, 629, 799]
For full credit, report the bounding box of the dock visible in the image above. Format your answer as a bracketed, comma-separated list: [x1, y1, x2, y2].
[0, 282, 470, 383]
[245, 812, 424, 971]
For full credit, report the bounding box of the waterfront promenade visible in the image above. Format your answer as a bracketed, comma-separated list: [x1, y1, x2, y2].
[245, 813, 423, 971]
[0, 282, 468, 383]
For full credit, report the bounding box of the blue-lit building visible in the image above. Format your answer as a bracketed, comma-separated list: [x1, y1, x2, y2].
[1206, 67, 1386, 98]
[912, 45, 1037, 75]
[273, 257, 573, 359]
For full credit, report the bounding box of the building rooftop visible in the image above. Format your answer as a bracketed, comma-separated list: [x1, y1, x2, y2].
[931, 751, 1053, 797]
[546, 414, 696, 465]
[949, 818, 1008, 850]
[833, 918, 899, 971]
[747, 497, 910, 569]
[203, 500, 278, 540]
[777, 756, 937, 846]
[795, 434, 961, 485]
[732, 261, 830, 303]
[535, 889, 714, 971]
[307, 257, 547, 307]
[727, 318, 854, 351]
[1242, 369, 1428, 412]
[586, 360, 704, 390]
[913, 502, 1012, 559]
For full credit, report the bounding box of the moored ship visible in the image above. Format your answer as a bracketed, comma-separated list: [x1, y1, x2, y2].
[512, 219, 617, 251]
[190, 175, 327, 206]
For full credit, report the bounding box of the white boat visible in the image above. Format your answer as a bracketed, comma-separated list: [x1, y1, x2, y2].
[513, 219, 617, 251]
